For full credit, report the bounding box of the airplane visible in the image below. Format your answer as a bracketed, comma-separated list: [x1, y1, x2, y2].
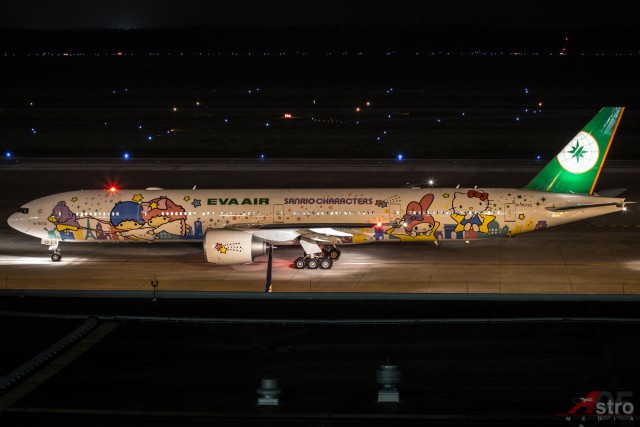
[7, 107, 628, 270]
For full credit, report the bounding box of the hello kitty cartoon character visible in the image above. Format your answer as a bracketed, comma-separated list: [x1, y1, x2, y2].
[451, 190, 491, 232]
[402, 194, 436, 237]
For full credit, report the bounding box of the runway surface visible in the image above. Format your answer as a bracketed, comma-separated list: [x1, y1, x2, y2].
[2, 158, 639, 295]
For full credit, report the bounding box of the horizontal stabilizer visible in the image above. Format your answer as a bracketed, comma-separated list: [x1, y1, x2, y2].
[594, 188, 626, 197]
[545, 202, 622, 212]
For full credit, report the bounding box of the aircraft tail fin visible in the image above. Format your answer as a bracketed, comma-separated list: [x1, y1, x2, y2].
[523, 107, 624, 194]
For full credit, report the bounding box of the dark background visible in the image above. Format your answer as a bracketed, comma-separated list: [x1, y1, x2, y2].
[1, 3, 639, 159]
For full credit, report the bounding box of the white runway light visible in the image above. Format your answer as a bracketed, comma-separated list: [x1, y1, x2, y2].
[0, 256, 68, 266]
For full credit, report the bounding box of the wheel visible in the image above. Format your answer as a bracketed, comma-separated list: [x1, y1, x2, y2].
[328, 248, 340, 260]
[306, 258, 319, 269]
[294, 257, 306, 269]
[318, 250, 327, 258]
[51, 253, 62, 262]
[319, 257, 333, 270]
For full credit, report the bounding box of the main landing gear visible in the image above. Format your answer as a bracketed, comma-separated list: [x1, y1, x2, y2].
[294, 246, 341, 270]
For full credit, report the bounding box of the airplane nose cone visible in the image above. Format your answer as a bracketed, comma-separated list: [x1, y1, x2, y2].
[7, 211, 27, 233]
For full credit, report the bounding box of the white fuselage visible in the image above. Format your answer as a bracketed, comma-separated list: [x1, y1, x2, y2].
[8, 187, 624, 245]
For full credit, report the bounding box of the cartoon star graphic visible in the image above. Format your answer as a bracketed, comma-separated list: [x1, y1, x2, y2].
[71, 197, 77, 202]
[132, 194, 143, 202]
[219, 246, 227, 254]
[375, 200, 383, 207]
[183, 196, 190, 202]
[451, 212, 496, 233]
[518, 213, 526, 220]
[443, 193, 449, 198]
[215, 243, 223, 251]
[192, 199, 201, 208]
[149, 201, 158, 209]
[451, 213, 466, 232]
[380, 201, 388, 208]
[478, 214, 496, 232]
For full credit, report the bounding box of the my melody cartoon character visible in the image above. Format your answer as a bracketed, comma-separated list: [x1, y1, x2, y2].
[402, 194, 436, 237]
[451, 190, 490, 231]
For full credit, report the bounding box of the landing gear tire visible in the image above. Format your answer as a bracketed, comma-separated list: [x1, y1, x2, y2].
[328, 247, 340, 260]
[319, 258, 333, 270]
[294, 257, 306, 269]
[51, 253, 62, 262]
[306, 258, 319, 269]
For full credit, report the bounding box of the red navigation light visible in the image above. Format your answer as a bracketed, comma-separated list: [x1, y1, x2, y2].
[107, 183, 119, 193]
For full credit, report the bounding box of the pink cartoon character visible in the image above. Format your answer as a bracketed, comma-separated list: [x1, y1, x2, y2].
[402, 194, 436, 237]
[142, 196, 189, 237]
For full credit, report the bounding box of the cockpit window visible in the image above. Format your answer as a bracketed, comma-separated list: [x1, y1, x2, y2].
[16, 207, 29, 214]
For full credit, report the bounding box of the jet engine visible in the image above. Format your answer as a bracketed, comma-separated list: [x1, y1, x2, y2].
[203, 229, 268, 265]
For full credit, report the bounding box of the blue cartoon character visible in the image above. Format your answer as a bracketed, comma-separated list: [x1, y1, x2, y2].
[110, 201, 154, 240]
[451, 190, 494, 233]
[373, 224, 386, 240]
[48, 201, 80, 232]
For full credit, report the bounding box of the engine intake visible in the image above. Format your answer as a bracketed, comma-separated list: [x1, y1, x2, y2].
[203, 229, 267, 265]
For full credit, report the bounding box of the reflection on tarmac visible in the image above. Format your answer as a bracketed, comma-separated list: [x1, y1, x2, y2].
[1, 228, 639, 294]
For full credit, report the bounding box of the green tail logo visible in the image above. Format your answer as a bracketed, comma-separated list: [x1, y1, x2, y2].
[524, 107, 624, 194]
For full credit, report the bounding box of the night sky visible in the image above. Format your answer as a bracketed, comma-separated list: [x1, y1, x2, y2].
[2, 0, 638, 29]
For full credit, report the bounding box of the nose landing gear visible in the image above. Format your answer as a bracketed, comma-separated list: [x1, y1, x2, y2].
[47, 240, 62, 262]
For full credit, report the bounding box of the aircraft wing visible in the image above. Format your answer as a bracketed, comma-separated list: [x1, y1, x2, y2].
[224, 223, 373, 244]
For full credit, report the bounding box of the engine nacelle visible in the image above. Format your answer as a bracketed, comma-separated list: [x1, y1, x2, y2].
[203, 229, 267, 265]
